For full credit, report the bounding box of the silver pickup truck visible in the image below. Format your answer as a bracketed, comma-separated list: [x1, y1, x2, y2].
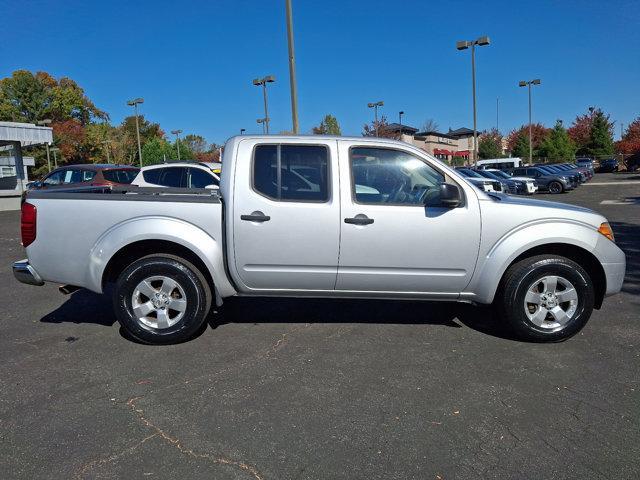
[13, 136, 626, 344]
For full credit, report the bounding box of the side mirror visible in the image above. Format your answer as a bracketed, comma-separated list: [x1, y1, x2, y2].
[438, 183, 462, 208]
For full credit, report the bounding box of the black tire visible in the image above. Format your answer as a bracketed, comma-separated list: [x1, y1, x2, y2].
[497, 255, 594, 342]
[548, 181, 564, 194]
[113, 254, 212, 344]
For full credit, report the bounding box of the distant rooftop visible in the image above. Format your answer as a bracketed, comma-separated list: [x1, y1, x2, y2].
[448, 127, 474, 137]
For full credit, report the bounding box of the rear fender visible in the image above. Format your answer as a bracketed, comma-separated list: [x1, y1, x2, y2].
[86, 216, 236, 297]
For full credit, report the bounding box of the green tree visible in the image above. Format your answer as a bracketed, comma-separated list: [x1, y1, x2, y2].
[182, 134, 208, 154]
[538, 121, 576, 161]
[0, 70, 107, 124]
[587, 110, 615, 157]
[478, 128, 503, 159]
[141, 137, 174, 166]
[172, 140, 195, 161]
[312, 114, 341, 135]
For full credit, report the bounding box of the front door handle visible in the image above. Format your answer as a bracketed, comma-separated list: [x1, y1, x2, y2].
[344, 214, 374, 225]
[241, 211, 271, 222]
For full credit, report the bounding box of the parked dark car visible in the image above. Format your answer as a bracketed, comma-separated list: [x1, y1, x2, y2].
[598, 158, 619, 173]
[535, 164, 581, 187]
[473, 169, 525, 194]
[511, 166, 574, 194]
[576, 158, 595, 175]
[550, 163, 590, 182]
[27, 164, 140, 190]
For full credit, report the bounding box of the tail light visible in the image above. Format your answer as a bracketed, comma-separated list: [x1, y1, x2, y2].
[21, 202, 37, 247]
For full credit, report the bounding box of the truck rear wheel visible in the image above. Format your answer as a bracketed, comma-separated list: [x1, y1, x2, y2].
[113, 254, 212, 344]
[497, 255, 594, 342]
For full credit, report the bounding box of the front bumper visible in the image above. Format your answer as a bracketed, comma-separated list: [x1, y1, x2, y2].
[13, 259, 44, 286]
[602, 261, 626, 296]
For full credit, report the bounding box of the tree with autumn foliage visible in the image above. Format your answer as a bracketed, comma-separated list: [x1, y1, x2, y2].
[506, 124, 549, 159]
[617, 117, 640, 154]
[567, 107, 615, 156]
[478, 128, 504, 159]
[362, 114, 396, 138]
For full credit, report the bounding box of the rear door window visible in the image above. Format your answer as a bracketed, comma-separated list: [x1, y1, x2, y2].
[187, 167, 217, 188]
[102, 169, 139, 184]
[158, 167, 186, 188]
[253, 144, 329, 202]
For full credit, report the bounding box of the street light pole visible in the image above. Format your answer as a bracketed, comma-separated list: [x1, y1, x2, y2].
[51, 148, 59, 168]
[367, 101, 384, 136]
[127, 98, 144, 167]
[37, 119, 52, 172]
[257, 118, 266, 134]
[456, 36, 490, 166]
[240, 128, 246, 135]
[518, 79, 541, 163]
[285, 0, 299, 134]
[171, 129, 183, 161]
[253, 76, 275, 134]
[399, 111, 404, 140]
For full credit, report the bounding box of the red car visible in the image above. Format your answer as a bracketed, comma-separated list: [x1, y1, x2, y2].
[28, 164, 140, 190]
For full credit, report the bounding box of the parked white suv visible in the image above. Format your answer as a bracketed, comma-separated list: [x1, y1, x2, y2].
[132, 162, 220, 189]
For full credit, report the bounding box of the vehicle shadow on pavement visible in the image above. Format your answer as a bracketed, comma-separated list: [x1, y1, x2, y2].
[210, 297, 514, 340]
[40, 289, 116, 327]
[611, 220, 640, 297]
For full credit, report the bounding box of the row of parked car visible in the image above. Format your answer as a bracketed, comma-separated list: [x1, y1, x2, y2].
[27, 156, 603, 197]
[26, 162, 221, 192]
[454, 159, 595, 195]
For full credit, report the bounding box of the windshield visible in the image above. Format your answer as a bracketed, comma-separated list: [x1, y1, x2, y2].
[476, 170, 501, 181]
[458, 168, 483, 178]
[490, 170, 511, 179]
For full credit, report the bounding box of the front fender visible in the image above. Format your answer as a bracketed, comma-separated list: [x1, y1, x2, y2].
[85, 216, 236, 297]
[465, 219, 601, 304]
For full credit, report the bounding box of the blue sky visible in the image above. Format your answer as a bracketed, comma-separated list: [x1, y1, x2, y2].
[2, 0, 639, 144]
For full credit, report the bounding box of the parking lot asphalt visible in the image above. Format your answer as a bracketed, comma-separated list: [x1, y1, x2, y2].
[1, 172, 638, 480]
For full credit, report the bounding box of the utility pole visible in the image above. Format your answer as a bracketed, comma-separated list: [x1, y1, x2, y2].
[285, 0, 299, 134]
[399, 111, 404, 140]
[496, 97, 499, 131]
[127, 98, 144, 167]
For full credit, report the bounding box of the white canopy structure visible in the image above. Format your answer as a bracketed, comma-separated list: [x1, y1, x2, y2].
[0, 121, 53, 210]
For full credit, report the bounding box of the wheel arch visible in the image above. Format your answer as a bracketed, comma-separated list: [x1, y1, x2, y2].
[467, 221, 607, 308]
[85, 216, 236, 300]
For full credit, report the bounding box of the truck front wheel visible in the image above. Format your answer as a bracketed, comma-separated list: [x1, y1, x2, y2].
[497, 255, 594, 342]
[113, 254, 212, 344]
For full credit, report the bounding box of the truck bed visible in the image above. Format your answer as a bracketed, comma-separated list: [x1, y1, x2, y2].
[23, 186, 224, 292]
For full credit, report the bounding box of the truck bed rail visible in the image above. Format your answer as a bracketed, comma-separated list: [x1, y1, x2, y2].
[25, 184, 221, 203]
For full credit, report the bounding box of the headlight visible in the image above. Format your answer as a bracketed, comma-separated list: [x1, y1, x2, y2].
[561, 176, 569, 181]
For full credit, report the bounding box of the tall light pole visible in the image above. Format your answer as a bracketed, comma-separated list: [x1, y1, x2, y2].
[398, 111, 404, 139]
[36, 119, 52, 172]
[253, 76, 275, 134]
[285, 0, 299, 134]
[368, 101, 384, 136]
[171, 129, 183, 161]
[518, 79, 541, 163]
[257, 118, 267, 134]
[127, 97, 144, 167]
[456, 36, 490, 165]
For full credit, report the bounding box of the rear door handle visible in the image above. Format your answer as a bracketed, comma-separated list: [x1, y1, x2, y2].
[344, 214, 374, 225]
[240, 211, 271, 222]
